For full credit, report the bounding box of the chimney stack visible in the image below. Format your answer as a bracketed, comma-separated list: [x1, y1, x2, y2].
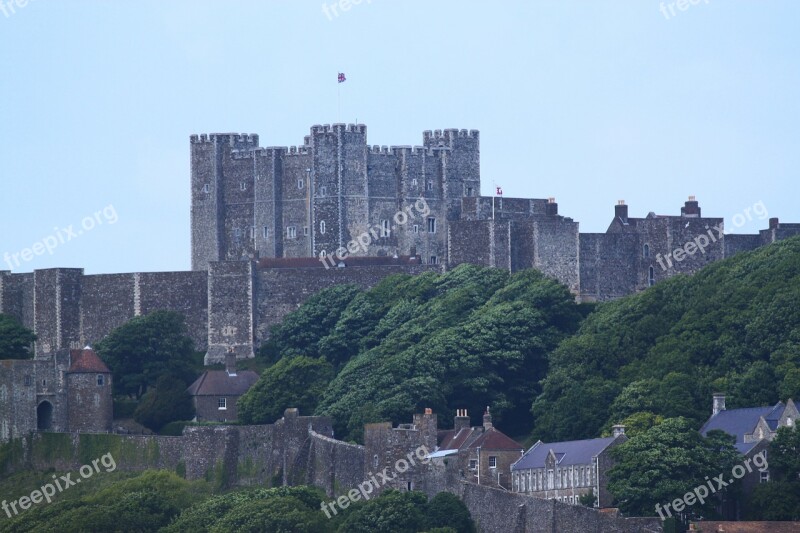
[225, 347, 237, 376]
[545, 197, 558, 216]
[483, 406, 493, 430]
[454, 409, 470, 432]
[681, 196, 701, 217]
[713, 393, 726, 416]
[615, 200, 628, 224]
[612, 424, 626, 438]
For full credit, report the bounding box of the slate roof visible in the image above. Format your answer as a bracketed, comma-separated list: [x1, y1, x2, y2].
[699, 403, 784, 443]
[512, 437, 618, 471]
[187, 369, 259, 397]
[68, 348, 111, 373]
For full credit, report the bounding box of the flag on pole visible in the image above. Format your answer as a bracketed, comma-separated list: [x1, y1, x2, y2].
[496, 186, 503, 196]
[338, 72, 346, 83]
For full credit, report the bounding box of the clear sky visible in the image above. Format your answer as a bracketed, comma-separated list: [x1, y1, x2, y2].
[1, 0, 798, 274]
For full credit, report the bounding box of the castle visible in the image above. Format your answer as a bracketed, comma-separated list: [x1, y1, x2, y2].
[1, 123, 799, 375]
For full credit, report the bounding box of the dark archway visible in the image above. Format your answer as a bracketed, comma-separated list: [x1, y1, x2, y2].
[37, 401, 53, 430]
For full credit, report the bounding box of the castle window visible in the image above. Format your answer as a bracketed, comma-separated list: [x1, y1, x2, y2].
[263, 227, 270, 239]
[24, 375, 32, 386]
[319, 186, 326, 197]
[96, 374, 104, 386]
[426, 181, 433, 191]
[303, 226, 309, 236]
[287, 226, 297, 239]
[407, 481, 413, 491]
[234, 228, 242, 238]
[320, 250, 327, 258]
[298, 179, 304, 190]
[413, 224, 419, 234]
[489, 456, 497, 469]
[240, 182, 246, 191]
[412, 178, 418, 187]
[643, 244, 650, 258]
[427, 217, 436, 233]
[374, 454, 379, 469]
[648, 266, 655, 287]
[202, 183, 210, 193]
[430, 256, 438, 265]
[42, 379, 46, 387]
[218, 398, 227, 410]
[469, 459, 477, 471]
[466, 186, 473, 197]
[320, 221, 326, 235]
[249, 227, 256, 239]
[381, 220, 390, 237]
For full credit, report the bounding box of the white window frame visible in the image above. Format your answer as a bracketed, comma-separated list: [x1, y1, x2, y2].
[381, 219, 390, 237]
[427, 217, 436, 233]
[287, 226, 297, 239]
[218, 398, 227, 410]
[320, 221, 326, 235]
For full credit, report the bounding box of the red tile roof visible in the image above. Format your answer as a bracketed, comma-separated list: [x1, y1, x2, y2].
[471, 427, 524, 451]
[68, 348, 111, 373]
[439, 426, 522, 452]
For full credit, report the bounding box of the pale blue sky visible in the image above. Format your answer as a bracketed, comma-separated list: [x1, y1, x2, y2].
[1, 0, 798, 274]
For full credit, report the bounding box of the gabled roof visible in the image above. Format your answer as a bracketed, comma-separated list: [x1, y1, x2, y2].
[68, 348, 111, 373]
[438, 427, 484, 451]
[438, 426, 522, 452]
[470, 427, 524, 451]
[187, 369, 259, 397]
[512, 436, 619, 471]
[700, 403, 784, 443]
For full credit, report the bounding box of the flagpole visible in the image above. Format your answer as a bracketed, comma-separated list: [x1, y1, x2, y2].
[337, 72, 341, 123]
[492, 180, 495, 221]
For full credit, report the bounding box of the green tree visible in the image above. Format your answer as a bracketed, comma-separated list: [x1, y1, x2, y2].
[337, 490, 428, 533]
[238, 356, 334, 425]
[425, 491, 476, 533]
[578, 489, 597, 507]
[95, 310, 197, 398]
[0, 314, 36, 360]
[257, 284, 362, 365]
[608, 418, 740, 518]
[134, 375, 194, 432]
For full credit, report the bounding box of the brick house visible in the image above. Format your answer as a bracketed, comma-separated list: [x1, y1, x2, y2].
[511, 425, 627, 508]
[187, 353, 258, 422]
[434, 408, 523, 490]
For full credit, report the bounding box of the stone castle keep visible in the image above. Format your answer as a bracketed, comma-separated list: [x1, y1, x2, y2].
[2, 123, 799, 372]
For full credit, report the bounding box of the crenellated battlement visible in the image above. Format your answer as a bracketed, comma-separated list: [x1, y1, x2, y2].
[422, 128, 479, 146]
[309, 123, 367, 135]
[190, 133, 259, 146]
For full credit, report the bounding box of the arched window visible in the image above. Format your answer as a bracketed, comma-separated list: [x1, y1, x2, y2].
[320, 221, 326, 234]
[648, 266, 655, 287]
[643, 244, 650, 258]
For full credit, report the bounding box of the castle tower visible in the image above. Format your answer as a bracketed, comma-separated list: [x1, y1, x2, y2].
[66, 347, 113, 433]
[33, 268, 83, 360]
